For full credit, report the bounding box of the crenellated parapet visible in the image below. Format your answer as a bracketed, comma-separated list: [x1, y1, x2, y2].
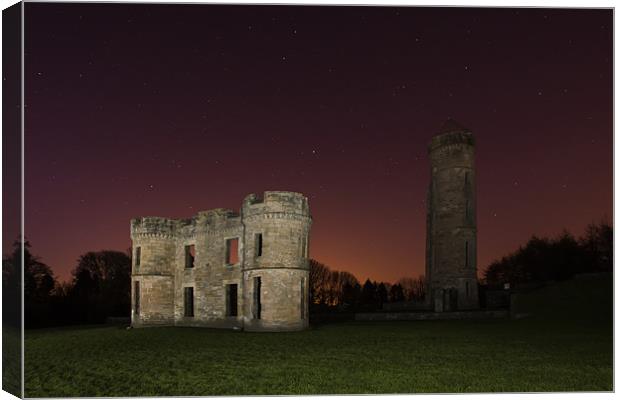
[429, 131, 475, 152]
[131, 217, 179, 240]
[242, 191, 311, 223]
[429, 128, 475, 171]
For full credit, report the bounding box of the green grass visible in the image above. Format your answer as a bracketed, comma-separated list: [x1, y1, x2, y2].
[25, 276, 612, 396]
[3, 326, 21, 397]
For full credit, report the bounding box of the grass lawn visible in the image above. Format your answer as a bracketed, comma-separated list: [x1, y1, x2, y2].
[24, 276, 612, 396]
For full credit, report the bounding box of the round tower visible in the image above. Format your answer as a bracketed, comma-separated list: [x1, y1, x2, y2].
[426, 119, 479, 311]
[130, 217, 177, 326]
[241, 191, 312, 331]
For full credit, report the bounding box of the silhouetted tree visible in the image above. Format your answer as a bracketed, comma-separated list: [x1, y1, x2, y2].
[70, 250, 131, 323]
[398, 275, 426, 301]
[309, 259, 360, 309]
[3, 239, 24, 327]
[3, 240, 58, 328]
[377, 282, 388, 308]
[360, 279, 378, 309]
[342, 282, 362, 310]
[309, 259, 331, 306]
[484, 221, 613, 286]
[389, 283, 405, 302]
[580, 219, 613, 273]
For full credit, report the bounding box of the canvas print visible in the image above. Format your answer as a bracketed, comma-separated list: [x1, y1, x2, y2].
[2, 2, 613, 398]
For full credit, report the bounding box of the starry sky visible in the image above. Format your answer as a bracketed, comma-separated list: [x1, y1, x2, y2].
[19, 4, 612, 283]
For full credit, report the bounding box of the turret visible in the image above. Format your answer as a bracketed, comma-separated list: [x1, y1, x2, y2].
[130, 217, 177, 326]
[241, 191, 312, 331]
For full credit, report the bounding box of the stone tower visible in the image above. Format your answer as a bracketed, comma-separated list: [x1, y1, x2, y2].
[425, 119, 479, 311]
[130, 191, 311, 332]
[241, 192, 311, 331]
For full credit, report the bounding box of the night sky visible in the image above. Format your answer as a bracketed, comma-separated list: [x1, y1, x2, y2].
[20, 4, 612, 283]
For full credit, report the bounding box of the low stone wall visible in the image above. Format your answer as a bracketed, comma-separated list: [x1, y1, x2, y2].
[354, 309, 508, 321]
[381, 301, 432, 312]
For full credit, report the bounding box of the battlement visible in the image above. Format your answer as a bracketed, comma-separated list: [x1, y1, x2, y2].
[131, 192, 309, 238]
[131, 217, 178, 238]
[197, 208, 239, 223]
[243, 191, 310, 218]
[429, 131, 475, 153]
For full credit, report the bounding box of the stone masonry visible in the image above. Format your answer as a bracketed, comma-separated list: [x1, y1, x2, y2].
[425, 119, 479, 311]
[130, 191, 312, 331]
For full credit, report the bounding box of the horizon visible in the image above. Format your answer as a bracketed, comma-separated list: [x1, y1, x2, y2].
[4, 210, 614, 285]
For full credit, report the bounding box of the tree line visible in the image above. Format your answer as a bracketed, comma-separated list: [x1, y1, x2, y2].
[4, 219, 610, 328]
[483, 219, 612, 287]
[309, 259, 425, 312]
[3, 240, 131, 328]
[2, 240, 426, 328]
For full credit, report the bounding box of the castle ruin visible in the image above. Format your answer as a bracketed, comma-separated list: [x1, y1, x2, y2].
[130, 191, 312, 331]
[131, 120, 481, 329]
[426, 119, 479, 311]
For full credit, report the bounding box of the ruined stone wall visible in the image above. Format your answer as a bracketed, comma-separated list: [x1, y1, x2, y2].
[130, 191, 311, 331]
[173, 210, 244, 328]
[426, 124, 479, 311]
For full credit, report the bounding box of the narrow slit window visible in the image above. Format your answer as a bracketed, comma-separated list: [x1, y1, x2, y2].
[184, 287, 194, 317]
[255, 233, 262, 257]
[226, 238, 239, 265]
[134, 281, 140, 316]
[465, 241, 469, 268]
[301, 236, 308, 259]
[466, 281, 470, 297]
[301, 278, 306, 319]
[135, 247, 141, 267]
[185, 245, 195, 268]
[226, 284, 238, 317]
[253, 277, 261, 319]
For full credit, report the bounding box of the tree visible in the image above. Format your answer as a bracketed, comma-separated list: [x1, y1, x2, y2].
[398, 275, 426, 301]
[3, 239, 24, 327]
[483, 221, 613, 286]
[580, 219, 613, 273]
[376, 282, 388, 308]
[342, 282, 361, 310]
[70, 250, 131, 323]
[361, 279, 377, 309]
[309, 259, 360, 308]
[3, 239, 57, 328]
[309, 259, 331, 306]
[389, 283, 405, 302]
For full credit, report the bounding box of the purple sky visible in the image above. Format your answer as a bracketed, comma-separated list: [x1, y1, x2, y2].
[17, 4, 612, 283]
